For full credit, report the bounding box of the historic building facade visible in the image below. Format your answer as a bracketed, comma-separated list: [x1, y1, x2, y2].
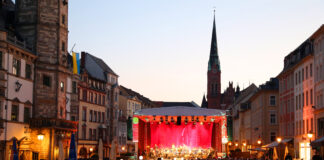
[313, 25, 324, 157]
[77, 52, 113, 158]
[0, 0, 79, 159]
[230, 84, 258, 152]
[249, 78, 279, 149]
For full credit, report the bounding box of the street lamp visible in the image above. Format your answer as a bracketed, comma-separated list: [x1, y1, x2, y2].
[257, 139, 262, 145]
[276, 137, 282, 143]
[37, 133, 44, 140]
[307, 132, 313, 139]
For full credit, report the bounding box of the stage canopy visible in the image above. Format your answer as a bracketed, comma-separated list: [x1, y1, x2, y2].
[134, 106, 226, 116]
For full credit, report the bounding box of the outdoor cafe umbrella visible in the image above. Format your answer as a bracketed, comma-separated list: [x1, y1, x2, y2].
[11, 138, 18, 160]
[69, 133, 77, 160]
[284, 145, 289, 159]
[273, 147, 279, 160]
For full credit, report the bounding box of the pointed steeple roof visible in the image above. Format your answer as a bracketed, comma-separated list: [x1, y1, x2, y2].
[201, 94, 208, 108]
[208, 11, 220, 71]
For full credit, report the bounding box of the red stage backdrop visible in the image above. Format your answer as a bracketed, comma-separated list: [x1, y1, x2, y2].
[150, 122, 214, 148]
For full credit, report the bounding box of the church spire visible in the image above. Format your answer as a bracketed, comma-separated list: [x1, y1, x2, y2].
[208, 10, 220, 71]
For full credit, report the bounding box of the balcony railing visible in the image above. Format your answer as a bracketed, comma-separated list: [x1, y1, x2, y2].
[30, 118, 78, 131]
[7, 35, 33, 51]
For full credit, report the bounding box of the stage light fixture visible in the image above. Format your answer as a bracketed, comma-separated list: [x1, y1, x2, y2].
[191, 115, 194, 122]
[165, 115, 169, 122]
[153, 115, 156, 121]
[176, 116, 181, 125]
[211, 118, 215, 122]
[171, 117, 175, 123]
[160, 117, 164, 123]
[204, 115, 207, 121]
[196, 117, 199, 122]
[200, 121, 203, 125]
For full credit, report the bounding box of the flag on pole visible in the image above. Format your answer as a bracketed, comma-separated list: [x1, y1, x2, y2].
[72, 52, 80, 74]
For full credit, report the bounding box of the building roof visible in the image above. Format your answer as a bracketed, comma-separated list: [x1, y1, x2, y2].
[134, 106, 226, 116]
[154, 101, 200, 108]
[81, 52, 117, 82]
[120, 85, 156, 107]
[208, 13, 220, 71]
[88, 54, 118, 76]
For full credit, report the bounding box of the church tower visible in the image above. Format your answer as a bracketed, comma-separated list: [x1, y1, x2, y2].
[16, 0, 70, 119]
[207, 12, 221, 109]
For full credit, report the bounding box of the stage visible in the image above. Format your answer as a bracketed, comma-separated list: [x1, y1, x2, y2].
[133, 106, 228, 159]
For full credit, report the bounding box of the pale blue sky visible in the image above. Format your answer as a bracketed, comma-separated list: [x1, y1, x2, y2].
[68, 0, 324, 104]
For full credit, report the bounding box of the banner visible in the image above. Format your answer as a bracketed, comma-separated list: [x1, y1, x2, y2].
[132, 117, 139, 142]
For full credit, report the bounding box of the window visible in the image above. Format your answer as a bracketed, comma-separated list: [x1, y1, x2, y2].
[72, 81, 77, 94]
[60, 107, 63, 117]
[89, 110, 93, 122]
[43, 75, 51, 87]
[103, 95, 105, 105]
[94, 111, 97, 122]
[270, 132, 276, 142]
[310, 89, 313, 105]
[82, 126, 86, 139]
[270, 96, 276, 106]
[296, 96, 298, 110]
[82, 89, 87, 101]
[32, 152, 39, 160]
[12, 58, 20, 76]
[94, 93, 97, 104]
[299, 94, 301, 109]
[307, 119, 309, 133]
[302, 68, 304, 81]
[310, 63, 313, 77]
[99, 95, 102, 105]
[270, 112, 276, 124]
[98, 112, 101, 123]
[303, 120, 305, 134]
[25, 64, 32, 79]
[298, 71, 301, 83]
[303, 92, 305, 107]
[82, 107, 86, 121]
[311, 118, 314, 132]
[295, 73, 297, 85]
[60, 82, 64, 92]
[90, 92, 93, 103]
[102, 112, 105, 123]
[23, 107, 30, 123]
[306, 66, 308, 79]
[62, 41, 65, 52]
[89, 129, 92, 140]
[11, 105, 19, 121]
[62, 14, 65, 24]
[93, 129, 97, 140]
[0, 51, 2, 68]
[306, 91, 309, 106]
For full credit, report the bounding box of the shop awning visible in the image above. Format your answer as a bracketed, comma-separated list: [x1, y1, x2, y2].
[249, 148, 266, 151]
[311, 136, 324, 147]
[262, 141, 278, 148]
[262, 138, 293, 148]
